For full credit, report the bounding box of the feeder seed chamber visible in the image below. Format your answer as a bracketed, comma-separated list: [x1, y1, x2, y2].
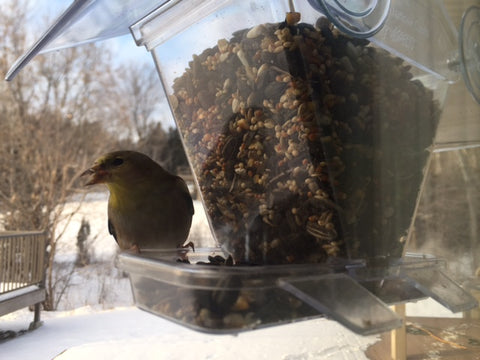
[7, 0, 480, 335]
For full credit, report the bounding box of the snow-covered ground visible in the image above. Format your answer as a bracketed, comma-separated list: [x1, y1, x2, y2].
[0, 192, 463, 359]
[1, 306, 380, 360]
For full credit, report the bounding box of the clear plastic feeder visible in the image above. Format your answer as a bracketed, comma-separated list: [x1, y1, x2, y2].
[6, 0, 480, 335]
[131, 0, 462, 265]
[124, 0, 480, 333]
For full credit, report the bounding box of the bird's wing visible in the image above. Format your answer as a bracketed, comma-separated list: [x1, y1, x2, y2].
[176, 177, 194, 216]
[185, 191, 194, 216]
[108, 218, 118, 244]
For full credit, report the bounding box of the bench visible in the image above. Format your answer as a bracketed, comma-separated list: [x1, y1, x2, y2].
[0, 231, 47, 330]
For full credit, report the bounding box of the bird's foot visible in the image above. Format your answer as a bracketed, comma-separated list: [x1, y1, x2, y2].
[127, 244, 141, 254]
[176, 241, 195, 262]
[180, 241, 195, 252]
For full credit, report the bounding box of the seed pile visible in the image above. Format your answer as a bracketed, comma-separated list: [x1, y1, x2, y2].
[171, 17, 441, 265]
[134, 272, 319, 332]
[133, 252, 327, 332]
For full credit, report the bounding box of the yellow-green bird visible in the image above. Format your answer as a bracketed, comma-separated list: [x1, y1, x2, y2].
[81, 150, 194, 252]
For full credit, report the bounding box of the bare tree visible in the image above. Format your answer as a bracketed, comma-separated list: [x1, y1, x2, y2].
[0, 0, 119, 310]
[109, 61, 190, 173]
[1, 0, 192, 310]
[113, 61, 165, 141]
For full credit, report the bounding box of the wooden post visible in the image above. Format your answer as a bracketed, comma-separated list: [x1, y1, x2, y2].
[463, 280, 480, 319]
[391, 303, 406, 360]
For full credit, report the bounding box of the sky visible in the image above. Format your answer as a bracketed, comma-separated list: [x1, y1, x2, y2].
[18, 0, 176, 129]
[26, 0, 160, 59]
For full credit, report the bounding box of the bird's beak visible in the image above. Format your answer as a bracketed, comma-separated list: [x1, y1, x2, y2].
[80, 164, 109, 186]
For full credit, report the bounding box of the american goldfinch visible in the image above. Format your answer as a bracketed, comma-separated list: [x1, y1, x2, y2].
[81, 150, 194, 252]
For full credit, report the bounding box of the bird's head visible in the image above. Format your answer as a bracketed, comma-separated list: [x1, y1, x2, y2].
[81, 151, 159, 189]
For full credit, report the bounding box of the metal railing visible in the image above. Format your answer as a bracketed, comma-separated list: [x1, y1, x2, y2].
[0, 231, 47, 295]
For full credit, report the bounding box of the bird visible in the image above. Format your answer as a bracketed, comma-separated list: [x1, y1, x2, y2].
[81, 150, 194, 253]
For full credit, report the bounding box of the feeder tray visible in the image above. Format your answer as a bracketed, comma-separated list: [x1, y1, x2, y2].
[116, 250, 477, 335]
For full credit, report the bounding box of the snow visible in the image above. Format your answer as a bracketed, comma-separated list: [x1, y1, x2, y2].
[0, 192, 462, 359]
[1, 307, 378, 360]
[0, 285, 41, 302]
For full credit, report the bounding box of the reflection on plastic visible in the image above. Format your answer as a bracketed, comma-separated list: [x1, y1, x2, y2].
[278, 273, 402, 335]
[117, 250, 478, 335]
[372, 0, 459, 82]
[402, 266, 479, 313]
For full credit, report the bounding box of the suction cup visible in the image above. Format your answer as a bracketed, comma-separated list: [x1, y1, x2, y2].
[459, 6, 480, 104]
[308, 0, 391, 38]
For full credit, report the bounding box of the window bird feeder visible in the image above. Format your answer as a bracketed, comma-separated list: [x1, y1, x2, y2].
[7, 0, 480, 335]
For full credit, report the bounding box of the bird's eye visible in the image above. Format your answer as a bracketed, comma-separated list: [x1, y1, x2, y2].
[112, 158, 124, 166]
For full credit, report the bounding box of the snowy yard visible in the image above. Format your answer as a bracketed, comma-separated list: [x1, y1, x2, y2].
[0, 192, 461, 359]
[1, 306, 381, 360]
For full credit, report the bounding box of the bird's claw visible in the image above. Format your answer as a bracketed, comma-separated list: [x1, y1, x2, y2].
[127, 244, 140, 254]
[176, 241, 195, 262]
[181, 241, 195, 252]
